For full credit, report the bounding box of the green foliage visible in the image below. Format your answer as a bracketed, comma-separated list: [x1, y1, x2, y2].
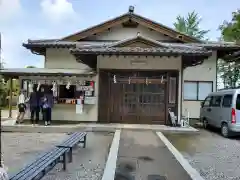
[218, 10, 240, 89]
[174, 11, 209, 40]
[219, 10, 240, 42]
[26, 65, 36, 68]
[217, 59, 240, 88]
[0, 62, 6, 106]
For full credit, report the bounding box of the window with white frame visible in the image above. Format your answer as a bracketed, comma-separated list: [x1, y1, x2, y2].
[184, 81, 213, 101]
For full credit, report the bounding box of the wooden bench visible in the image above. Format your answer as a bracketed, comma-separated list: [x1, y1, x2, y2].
[9, 147, 69, 180]
[56, 132, 87, 163]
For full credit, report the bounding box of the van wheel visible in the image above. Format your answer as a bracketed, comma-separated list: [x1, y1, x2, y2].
[203, 119, 208, 129]
[221, 123, 230, 138]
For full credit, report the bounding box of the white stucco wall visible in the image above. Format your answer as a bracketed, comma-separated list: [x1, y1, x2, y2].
[97, 55, 181, 70]
[85, 24, 173, 41]
[45, 48, 90, 70]
[43, 48, 98, 121]
[182, 51, 217, 119]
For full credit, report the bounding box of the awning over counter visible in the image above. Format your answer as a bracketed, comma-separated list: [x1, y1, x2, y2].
[0, 68, 95, 77]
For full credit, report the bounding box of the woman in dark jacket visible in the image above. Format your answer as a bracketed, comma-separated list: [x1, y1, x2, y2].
[29, 86, 40, 125]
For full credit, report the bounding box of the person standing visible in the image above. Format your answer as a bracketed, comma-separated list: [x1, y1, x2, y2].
[29, 86, 40, 125]
[16, 90, 27, 124]
[42, 89, 53, 126]
[39, 87, 45, 121]
[0, 166, 8, 180]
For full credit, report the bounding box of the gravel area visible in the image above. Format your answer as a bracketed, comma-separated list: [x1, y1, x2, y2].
[42, 132, 113, 180]
[2, 132, 68, 174]
[164, 129, 240, 180]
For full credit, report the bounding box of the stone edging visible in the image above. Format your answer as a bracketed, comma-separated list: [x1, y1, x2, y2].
[156, 132, 205, 180]
[101, 130, 121, 180]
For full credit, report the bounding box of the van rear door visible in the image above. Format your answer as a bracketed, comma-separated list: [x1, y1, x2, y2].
[235, 94, 240, 124]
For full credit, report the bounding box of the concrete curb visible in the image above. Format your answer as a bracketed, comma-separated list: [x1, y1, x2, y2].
[156, 132, 205, 180]
[101, 130, 121, 180]
[2, 123, 199, 134]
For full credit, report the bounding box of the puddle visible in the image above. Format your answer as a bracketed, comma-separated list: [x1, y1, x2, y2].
[163, 133, 205, 156]
[115, 172, 135, 180]
[115, 160, 136, 180]
[138, 156, 154, 161]
[148, 175, 167, 180]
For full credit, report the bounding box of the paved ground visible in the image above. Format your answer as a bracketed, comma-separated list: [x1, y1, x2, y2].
[3, 132, 113, 179]
[42, 132, 113, 180]
[2, 132, 67, 174]
[164, 129, 240, 180]
[1, 109, 17, 118]
[115, 130, 191, 180]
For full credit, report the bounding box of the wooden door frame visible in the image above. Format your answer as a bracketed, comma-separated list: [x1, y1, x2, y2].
[98, 69, 179, 124]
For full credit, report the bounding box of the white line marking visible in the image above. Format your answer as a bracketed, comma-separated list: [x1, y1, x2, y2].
[101, 130, 121, 180]
[156, 132, 205, 180]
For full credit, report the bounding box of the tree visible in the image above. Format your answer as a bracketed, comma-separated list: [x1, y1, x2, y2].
[219, 10, 240, 42]
[26, 65, 36, 68]
[0, 62, 7, 107]
[174, 11, 210, 40]
[218, 10, 240, 88]
[217, 60, 240, 88]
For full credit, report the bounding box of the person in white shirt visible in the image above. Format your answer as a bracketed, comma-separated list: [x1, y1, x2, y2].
[16, 90, 27, 124]
[0, 163, 8, 180]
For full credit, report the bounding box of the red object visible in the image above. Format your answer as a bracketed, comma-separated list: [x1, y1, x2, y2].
[231, 108, 236, 124]
[90, 81, 94, 87]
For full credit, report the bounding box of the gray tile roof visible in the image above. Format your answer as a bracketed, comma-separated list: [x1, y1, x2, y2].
[187, 42, 240, 49]
[224, 50, 240, 60]
[0, 68, 95, 76]
[23, 40, 112, 48]
[23, 38, 240, 51]
[70, 47, 212, 56]
[110, 34, 205, 50]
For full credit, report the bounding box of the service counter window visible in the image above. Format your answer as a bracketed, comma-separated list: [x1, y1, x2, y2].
[58, 85, 81, 104]
[21, 79, 95, 104]
[59, 85, 75, 99]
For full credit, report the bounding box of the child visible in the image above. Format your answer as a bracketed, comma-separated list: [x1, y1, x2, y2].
[16, 90, 27, 124]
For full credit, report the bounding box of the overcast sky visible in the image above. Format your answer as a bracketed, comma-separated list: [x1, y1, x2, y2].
[0, 0, 239, 68]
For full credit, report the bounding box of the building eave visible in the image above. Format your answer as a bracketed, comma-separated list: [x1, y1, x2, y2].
[70, 47, 212, 56]
[0, 68, 96, 78]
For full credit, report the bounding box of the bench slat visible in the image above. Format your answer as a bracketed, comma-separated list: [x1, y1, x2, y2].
[10, 132, 86, 180]
[58, 135, 85, 147]
[15, 148, 68, 180]
[60, 132, 86, 144]
[57, 133, 86, 148]
[10, 147, 60, 180]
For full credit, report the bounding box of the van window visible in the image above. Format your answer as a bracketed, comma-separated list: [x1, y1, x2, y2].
[236, 94, 240, 110]
[203, 96, 212, 107]
[211, 96, 222, 107]
[222, 94, 233, 108]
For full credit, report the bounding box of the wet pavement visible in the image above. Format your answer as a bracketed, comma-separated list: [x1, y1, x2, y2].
[164, 129, 240, 180]
[115, 130, 191, 180]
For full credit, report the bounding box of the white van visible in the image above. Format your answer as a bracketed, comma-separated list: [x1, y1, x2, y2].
[200, 88, 240, 138]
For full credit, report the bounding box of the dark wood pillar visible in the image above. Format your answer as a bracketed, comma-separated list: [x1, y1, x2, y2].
[8, 77, 13, 118]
